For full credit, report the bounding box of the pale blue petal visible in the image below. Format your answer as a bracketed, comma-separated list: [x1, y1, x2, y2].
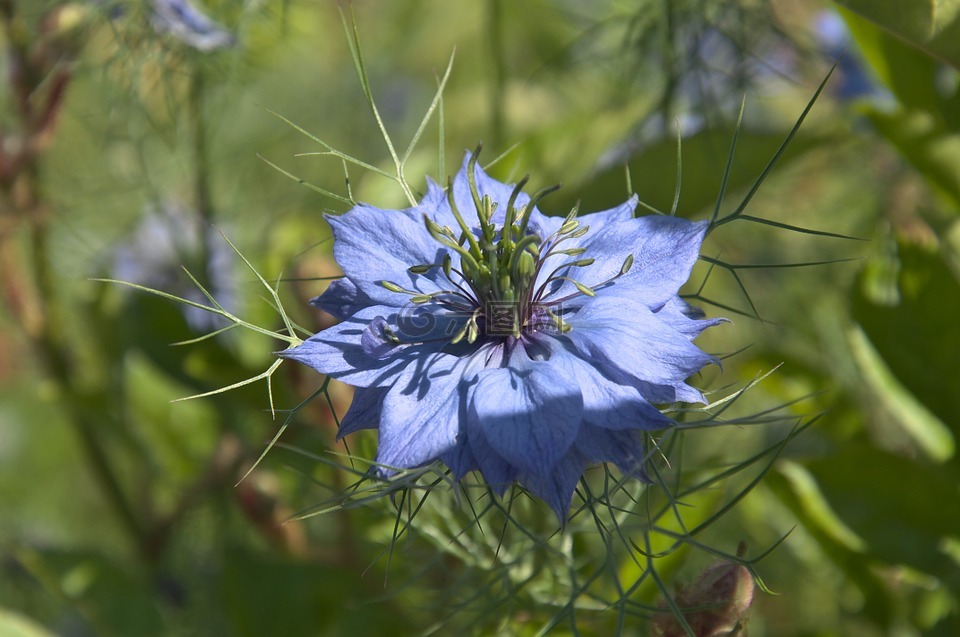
[326, 205, 447, 307]
[564, 295, 716, 403]
[537, 216, 707, 309]
[150, 0, 235, 51]
[574, 427, 648, 479]
[361, 317, 398, 360]
[376, 350, 476, 470]
[533, 335, 672, 430]
[337, 386, 385, 438]
[587, 216, 707, 304]
[576, 196, 637, 228]
[462, 426, 518, 495]
[655, 296, 728, 338]
[524, 426, 651, 521]
[468, 356, 583, 478]
[439, 436, 478, 480]
[278, 307, 422, 387]
[418, 178, 447, 222]
[521, 452, 587, 522]
[309, 278, 376, 319]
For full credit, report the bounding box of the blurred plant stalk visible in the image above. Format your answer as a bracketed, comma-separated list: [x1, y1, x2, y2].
[0, 1, 306, 564]
[0, 1, 160, 559]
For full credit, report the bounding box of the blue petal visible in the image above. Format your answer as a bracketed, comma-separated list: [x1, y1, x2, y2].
[467, 356, 583, 479]
[280, 299, 473, 387]
[524, 426, 652, 521]
[533, 335, 672, 430]
[461, 426, 518, 495]
[655, 297, 728, 338]
[520, 452, 587, 522]
[326, 205, 447, 307]
[277, 307, 415, 387]
[576, 196, 637, 228]
[376, 350, 476, 471]
[310, 278, 376, 319]
[150, 0, 235, 51]
[573, 426, 649, 479]
[361, 317, 398, 360]
[589, 216, 707, 303]
[564, 295, 716, 403]
[337, 386, 385, 438]
[539, 216, 708, 309]
[439, 435, 479, 479]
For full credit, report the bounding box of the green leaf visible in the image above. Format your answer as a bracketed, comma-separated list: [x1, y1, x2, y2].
[839, 7, 945, 114]
[864, 107, 960, 210]
[806, 446, 960, 582]
[848, 325, 954, 461]
[0, 609, 57, 637]
[852, 239, 960, 449]
[834, 0, 960, 71]
[221, 546, 410, 637]
[16, 549, 166, 637]
[766, 462, 895, 629]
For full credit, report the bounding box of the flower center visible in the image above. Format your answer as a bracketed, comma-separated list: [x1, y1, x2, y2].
[382, 149, 634, 345]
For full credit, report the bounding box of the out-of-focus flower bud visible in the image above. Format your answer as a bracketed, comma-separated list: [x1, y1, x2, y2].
[653, 545, 756, 637]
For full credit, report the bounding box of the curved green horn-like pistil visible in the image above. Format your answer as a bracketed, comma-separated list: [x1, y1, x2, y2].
[385, 146, 627, 344]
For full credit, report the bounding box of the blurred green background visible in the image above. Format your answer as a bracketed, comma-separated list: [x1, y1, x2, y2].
[1, 0, 958, 635]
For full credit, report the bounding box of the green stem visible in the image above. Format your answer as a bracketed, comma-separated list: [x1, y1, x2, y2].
[30, 220, 146, 550]
[189, 65, 215, 291]
[1, 1, 148, 557]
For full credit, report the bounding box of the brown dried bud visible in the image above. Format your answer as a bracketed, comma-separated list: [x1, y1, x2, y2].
[653, 545, 755, 637]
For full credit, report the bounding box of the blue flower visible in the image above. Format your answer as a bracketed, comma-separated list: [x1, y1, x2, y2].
[281, 151, 724, 520]
[150, 0, 235, 51]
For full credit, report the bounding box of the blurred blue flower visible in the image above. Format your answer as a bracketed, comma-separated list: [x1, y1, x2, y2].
[150, 0, 235, 51]
[113, 201, 235, 331]
[281, 152, 723, 520]
[813, 10, 879, 100]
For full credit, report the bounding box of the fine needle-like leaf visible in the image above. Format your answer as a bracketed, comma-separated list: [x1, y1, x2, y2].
[214, 228, 304, 342]
[264, 108, 392, 178]
[437, 72, 446, 184]
[257, 153, 354, 205]
[170, 322, 240, 346]
[236, 381, 330, 487]
[670, 118, 683, 216]
[179, 266, 225, 312]
[173, 357, 284, 405]
[709, 96, 746, 228]
[93, 278, 300, 345]
[402, 50, 455, 166]
[735, 214, 867, 240]
[339, 5, 416, 206]
[711, 61, 839, 231]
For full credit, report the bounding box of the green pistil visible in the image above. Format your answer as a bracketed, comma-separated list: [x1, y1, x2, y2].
[382, 147, 634, 344]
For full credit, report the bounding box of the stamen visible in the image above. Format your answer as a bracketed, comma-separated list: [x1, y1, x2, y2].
[397, 148, 588, 345]
[381, 280, 414, 294]
[540, 253, 635, 307]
